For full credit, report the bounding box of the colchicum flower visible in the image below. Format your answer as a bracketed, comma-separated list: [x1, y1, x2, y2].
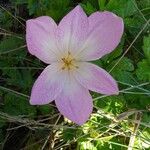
[26, 5, 124, 125]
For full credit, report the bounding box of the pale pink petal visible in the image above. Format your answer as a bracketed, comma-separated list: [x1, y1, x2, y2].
[55, 76, 93, 125]
[26, 16, 60, 64]
[74, 62, 119, 95]
[30, 63, 67, 105]
[77, 11, 124, 61]
[57, 5, 88, 55]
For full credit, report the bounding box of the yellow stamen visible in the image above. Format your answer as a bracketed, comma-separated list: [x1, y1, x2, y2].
[61, 51, 78, 70]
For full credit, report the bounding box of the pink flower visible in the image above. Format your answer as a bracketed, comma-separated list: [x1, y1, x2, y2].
[26, 5, 124, 125]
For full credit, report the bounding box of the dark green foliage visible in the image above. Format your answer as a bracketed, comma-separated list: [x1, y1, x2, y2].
[27, 0, 71, 21]
[108, 57, 135, 83]
[3, 93, 36, 117]
[106, 0, 137, 18]
[37, 105, 54, 115]
[81, 1, 97, 15]
[95, 95, 126, 115]
[143, 35, 150, 60]
[136, 59, 150, 81]
[0, 8, 14, 30]
[136, 35, 150, 81]
[62, 128, 78, 141]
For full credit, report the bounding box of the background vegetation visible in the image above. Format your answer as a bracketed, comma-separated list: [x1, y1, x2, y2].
[0, 0, 150, 149]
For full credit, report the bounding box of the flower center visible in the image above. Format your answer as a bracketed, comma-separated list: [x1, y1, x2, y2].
[61, 52, 78, 70]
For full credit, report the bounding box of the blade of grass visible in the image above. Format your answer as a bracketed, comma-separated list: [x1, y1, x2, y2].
[128, 112, 142, 150]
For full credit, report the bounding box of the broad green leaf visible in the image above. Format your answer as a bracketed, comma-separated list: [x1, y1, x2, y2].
[45, 0, 71, 21]
[4, 94, 36, 117]
[81, 2, 97, 15]
[107, 57, 134, 83]
[143, 35, 150, 60]
[106, 0, 137, 18]
[136, 59, 150, 81]
[6, 69, 34, 90]
[136, 35, 150, 81]
[98, 0, 106, 10]
[27, 0, 70, 21]
[0, 37, 25, 54]
[125, 17, 145, 36]
[62, 128, 78, 141]
[27, 0, 39, 15]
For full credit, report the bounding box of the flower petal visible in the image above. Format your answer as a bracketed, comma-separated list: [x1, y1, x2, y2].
[30, 63, 67, 105]
[77, 11, 124, 61]
[57, 5, 88, 55]
[26, 16, 59, 64]
[55, 76, 93, 125]
[74, 62, 119, 95]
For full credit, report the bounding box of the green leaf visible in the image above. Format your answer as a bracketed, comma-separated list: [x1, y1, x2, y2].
[6, 69, 34, 90]
[95, 95, 126, 115]
[37, 105, 54, 115]
[81, 2, 97, 15]
[62, 128, 78, 141]
[143, 34, 150, 60]
[106, 0, 137, 18]
[98, 0, 106, 10]
[125, 17, 145, 36]
[107, 57, 134, 83]
[0, 37, 25, 54]
[136, 59, 150, 81]
[136, 35, 150, 81]
[4, 94, 36, 117]
[27, 0, 39, 15]
[0, 37, 32, 89]
[45, 0, 70, 21]
[27, 0, 70, 21]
